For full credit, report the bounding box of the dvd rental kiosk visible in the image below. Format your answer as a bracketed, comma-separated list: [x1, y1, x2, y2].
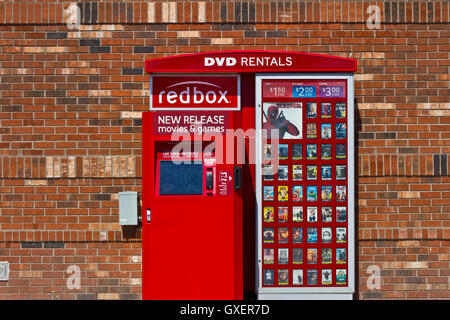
[142, 51, 356, 300]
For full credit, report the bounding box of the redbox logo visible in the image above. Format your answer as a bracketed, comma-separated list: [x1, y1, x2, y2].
[151, 76, 240, 110]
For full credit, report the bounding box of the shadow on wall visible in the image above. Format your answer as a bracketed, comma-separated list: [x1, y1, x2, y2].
[353, 98, 362, 300]
[121, 193, 142, 240]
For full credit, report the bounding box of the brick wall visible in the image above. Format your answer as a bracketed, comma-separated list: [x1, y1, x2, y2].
[0, 1, 449, 300]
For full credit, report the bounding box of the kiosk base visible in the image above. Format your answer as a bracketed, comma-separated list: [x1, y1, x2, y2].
[258, 293, 353, 300]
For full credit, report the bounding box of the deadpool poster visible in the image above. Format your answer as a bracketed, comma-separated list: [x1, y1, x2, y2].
[262, 103, 302, 139]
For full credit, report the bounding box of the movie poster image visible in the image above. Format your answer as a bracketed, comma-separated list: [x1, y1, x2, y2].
[306, 165, 317, 180]
[321, 123, 332, 139]
[321, 186, 332, 202]
[263, 165, 274, 181]
[321, 144, 332, 160]
[336, 228, 347, 243]
[263, 103, 303, 139]
[263, 269, 274, 285]
[321, 103, 332, 118]
[263, 143, 273, 160]
[336, 248, 347, 264]
[336, 165, 346, 180]
[321, 165, 332, 180]
[292, 165, 303, 181]
[292, 248, 303, 264]
[263, 186, 274, 201]
[321, 227, 332, 243]
[336, 186, 347, 201]
[336, 123, 346, 139]
[278, 227, 289, 244]
[336, 206, 347, 223]
[307, 269, 318, 285]
[277, 165, 288, 181]
[322, 248, 332, 264]
[263, 206, 274, 222]
[263, 248, 274, 264]
[306, 123, 317, 138]
[307, 186, 317, 202]
[292, 186, 303, 202]
[278, 248, 289, 264]
[293, 269, 303, 285]
[278, 207, 289, 223]
[292, 144, 302, 160]
[336, 269, 347, 285]
[322, 207, 333, 223]
[306, 144, 317, 160]
[307, 227, 318, 243]
[278, 269, 289, 285]
[335, 102, 346, 119]
[307, 206, 318, 222]
[292, 206, 303, 222]
[322, 269, 332, 285]
[306, 102, 317, 118]
[335, 144, 346, 159]
[278, 186, 289, 201]
[278, 144, 289, 160]
[307, 248, 318, 264]
[263, 227, 274, 243]
[292, 227, 303, 244]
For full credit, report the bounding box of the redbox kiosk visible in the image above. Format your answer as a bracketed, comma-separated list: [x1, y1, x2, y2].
[142, 51, 357, 300]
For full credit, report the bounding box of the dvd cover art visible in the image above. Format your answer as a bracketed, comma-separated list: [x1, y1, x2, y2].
[322, 269, 332, 285]
[336, 228, 347, 243]
[321, 123, 332, 139]
[336, 206, 347, 223]
[278, 186, 289, 201]
[321, 103, 332, 118]
[278, 207, 289, 223]
[292, 206, 303, 222]
[263, 248, 274, 264]
[306, 102, 317, 118]
[321, 165, 332, 180]
[278, 144, 288, 160]
[292, 185, 303, 202]
[263, 227, 274, 243]
[278, 269, 289, 285]
[306, 165, 317, 180]
[306, 123, 317, 138]
[292, 165, 303, 181]
[322, 207, 333, 223]
[263, 186, 274, 201]
[322, 248, 332, 264]
[336, 248, 347, 264]
[263, 143, 273, 160]
[263, 165, 274, 181]
[292, 227, 303, 244]
[278, 227, 289, 244]
[293, 269, 303, 285]
[335, 102, 346, 119]
[336, 165, 346, 180]
[277, 165, 288, 181]
[321, 227, 332, 243]
[335, 144, 346, 159]
[278, 248, 289, 264]
[307, 227, 318, 243]
[263, 206, 274, 222]
[292, 144, 302, 159]
[307, 206, 318, 222]
[292, 247, 303, 264]
[336, 186, 347, 201]
[307, 269, 318, 285]
[307, 186, 317, 202]
[263, 269, 274, 285]
[336, 269, 347, 285]
[321, 185, 332, 202]
[306, 144, 317, 160]
[336, 123, 346, 139]
[307, 248, 318, 264]
[263, 103, 302, 139]
[321, 144, 332, 160]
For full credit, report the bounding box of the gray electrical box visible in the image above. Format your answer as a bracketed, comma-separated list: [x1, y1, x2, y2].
[0, 262, 9, 281]
[119, 191, 138, 226]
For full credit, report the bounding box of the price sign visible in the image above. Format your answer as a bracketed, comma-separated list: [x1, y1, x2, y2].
[318, 84, 345, 98]
[263, 82, 291, 98]
[292, 85, 316, 98]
